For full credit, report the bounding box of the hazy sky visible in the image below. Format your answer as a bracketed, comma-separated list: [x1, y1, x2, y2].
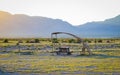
[0, 0, 120, 25]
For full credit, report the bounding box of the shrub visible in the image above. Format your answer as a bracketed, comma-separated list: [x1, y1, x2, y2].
[26, 40, 29, 43]
[3, 39, 9, 43]
[68, 39, 76, 43]
[84, 39, 91, 43]
[52, 38, 58, 43]
[34, 39, 40, 43]
[98, 39, 102, 43]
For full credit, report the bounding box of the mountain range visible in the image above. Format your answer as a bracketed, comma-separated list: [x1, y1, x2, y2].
[0, 11, 120, 38]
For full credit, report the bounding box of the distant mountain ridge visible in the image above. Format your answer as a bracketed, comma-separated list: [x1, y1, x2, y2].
[0, 11, 120, 38]
[0, 11, 78, 38]
[77, 15, 120, 38]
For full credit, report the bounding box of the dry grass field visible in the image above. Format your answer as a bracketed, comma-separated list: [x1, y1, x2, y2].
[0, 38, 120, 75]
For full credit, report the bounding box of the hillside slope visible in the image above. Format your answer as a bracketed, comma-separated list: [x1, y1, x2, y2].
[0, 11, 120, 38]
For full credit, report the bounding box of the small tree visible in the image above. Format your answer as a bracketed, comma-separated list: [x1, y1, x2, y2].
[3, 39, 9, 43]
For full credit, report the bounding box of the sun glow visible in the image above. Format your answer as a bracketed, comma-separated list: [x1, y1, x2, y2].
[0, 0, 120, 25]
